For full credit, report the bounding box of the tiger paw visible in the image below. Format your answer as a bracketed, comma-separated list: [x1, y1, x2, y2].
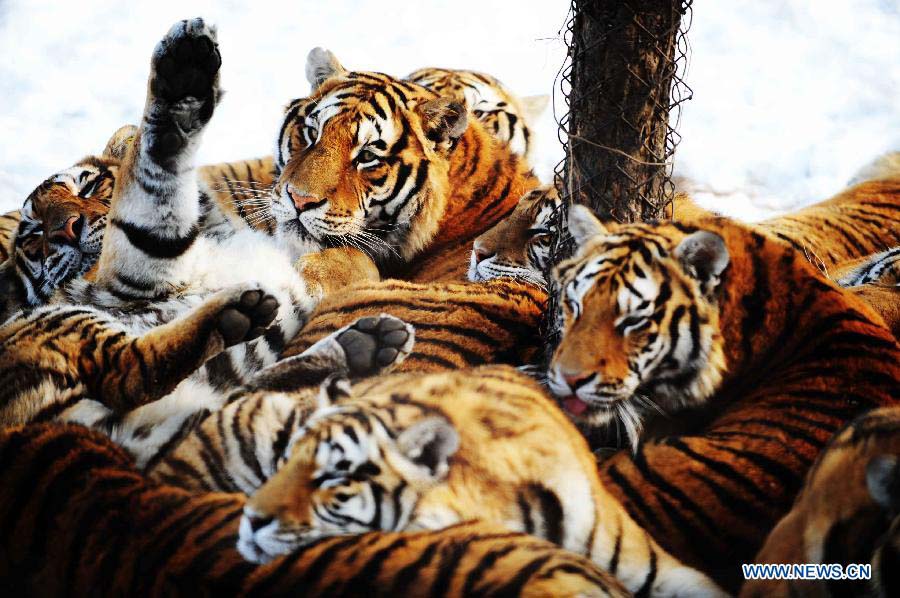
[337, 314, 415, 376]
[147, 18, 221, 157]
[216, 287, 280, 347]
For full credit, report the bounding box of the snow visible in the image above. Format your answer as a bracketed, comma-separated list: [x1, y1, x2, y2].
[0, 0, 897, 221]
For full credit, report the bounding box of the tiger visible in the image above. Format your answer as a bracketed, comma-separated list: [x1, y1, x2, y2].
[269, 47, 539, 283]
[742, 405, 900, 598]
[469, 184, 561, 286]
[0, 133, 290, 324]
[0, 422, 627, 597]
[407, 67, 549, 163]
[151, 276, 550, 496]
[0, 61, 546, 289]
[236, 364, 726, 596]
[0, 148, 120, 320]
[469, 174, 899, 290]
[546, 207, 899, 591]
[0, 19, 375, 464]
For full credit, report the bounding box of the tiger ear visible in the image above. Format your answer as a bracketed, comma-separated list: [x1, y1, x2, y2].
[568, 204, 608, 248]
[867, 455, 900, 512]
[417, 98, 468, 148]
[395, 416, 459, 484]
[102, 124, 138, 161]
[519, 94, 550, 123]
[674, 230, 730, 296]
[316, 375, 352, 411]
[306, 47, 346, 91]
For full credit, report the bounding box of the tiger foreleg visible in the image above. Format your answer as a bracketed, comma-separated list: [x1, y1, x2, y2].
[93, 18, 221, 298]
[249, 314, 414, 391]
[94, 285, 278, 412]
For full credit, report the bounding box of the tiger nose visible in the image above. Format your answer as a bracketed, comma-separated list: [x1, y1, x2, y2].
[246, 512, 275, 533]
[562, 371, 594, 390]
[473, 248, 495, 264]
[286, 184, 320, 212]
[48, 215, 83, 244]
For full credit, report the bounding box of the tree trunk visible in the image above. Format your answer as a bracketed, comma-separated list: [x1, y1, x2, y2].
[567, 0, 683, 222]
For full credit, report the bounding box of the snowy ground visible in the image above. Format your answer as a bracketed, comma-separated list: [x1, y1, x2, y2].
[0, 0, 897, 221]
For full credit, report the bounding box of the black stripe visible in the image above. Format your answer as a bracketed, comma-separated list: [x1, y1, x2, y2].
[462, 545, 518, 595]
[337, 537, 408, 594]
[493, 554, 554, 596]
[428, 539, 470, 598]
[110, 218, 199, 259]
[634, 541, 658, 598]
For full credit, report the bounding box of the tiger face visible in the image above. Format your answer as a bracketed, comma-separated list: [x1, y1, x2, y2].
[468, 185, 560, 286]
[548, 207, 730, 447]
[406, 67, 549, 162]
[238, 379, 458, 564]
[271, 48, 469, 266]
[7, 125, 134, 308]
[14, 158, 118, 303]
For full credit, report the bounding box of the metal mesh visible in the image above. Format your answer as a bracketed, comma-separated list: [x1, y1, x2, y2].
[542, 0, 693, 353]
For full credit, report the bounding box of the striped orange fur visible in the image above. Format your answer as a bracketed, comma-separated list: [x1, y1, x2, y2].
[283, 278, 546, 372]
[270, 49, 539, 283]
[742, 405, 900, 597]
[549, 211, 899, 592]
[0, 423, 626, 597]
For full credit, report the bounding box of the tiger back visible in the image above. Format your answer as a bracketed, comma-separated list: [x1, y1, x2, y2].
[0, 422, 626, 597]
[757, 153, 900, 268]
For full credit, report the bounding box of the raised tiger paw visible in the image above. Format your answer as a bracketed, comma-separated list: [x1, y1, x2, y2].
[215, 287, 280, 347]
[146, 18, 221, 160]
[337, 314, 415, 376]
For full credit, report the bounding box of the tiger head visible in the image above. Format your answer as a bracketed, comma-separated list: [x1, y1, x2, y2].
[406, 67, 549, 162]
[7, 125, 133, 309]
[270, 48, 470, 266]
[468, 185, 560, 286]
[238, 378, 459, 564]
[547, 206, 730, 447]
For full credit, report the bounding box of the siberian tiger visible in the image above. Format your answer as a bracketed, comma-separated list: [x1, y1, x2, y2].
[742, 405, 900, 598]
[235, 365, 725, 596]
[0, 150, 119, 320]
[469, 175, 899, 289]
[0, 422, 627, 597]
[469, 185, 561, 286]
[0, 134, 290, 324]
[0, 19, 374, 464]
[547, 207, 899, 591]
[270, 48, 539, 283]
[407, 67, 548, 162]
[468, 182, 900, 346]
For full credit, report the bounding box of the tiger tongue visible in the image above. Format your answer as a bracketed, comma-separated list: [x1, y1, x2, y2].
[563, 397, 589, 416]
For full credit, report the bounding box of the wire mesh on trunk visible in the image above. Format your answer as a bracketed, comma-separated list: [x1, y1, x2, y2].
[542, 0, 693, 356]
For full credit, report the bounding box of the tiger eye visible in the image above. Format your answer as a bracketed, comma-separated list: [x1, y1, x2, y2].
[357, 149, 380, 164]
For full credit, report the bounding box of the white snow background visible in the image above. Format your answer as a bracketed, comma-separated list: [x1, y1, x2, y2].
[0, 0, 897, 220]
